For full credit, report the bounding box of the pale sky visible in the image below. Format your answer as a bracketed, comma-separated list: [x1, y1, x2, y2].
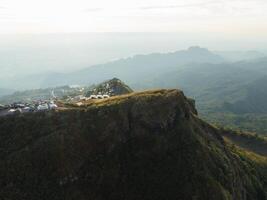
[0, 0, 267, 35]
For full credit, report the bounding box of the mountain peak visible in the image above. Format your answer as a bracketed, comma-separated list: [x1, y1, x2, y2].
[86, 78, 133, 97]
[0, 89, 266, 199]
[187, 46, 210, 53]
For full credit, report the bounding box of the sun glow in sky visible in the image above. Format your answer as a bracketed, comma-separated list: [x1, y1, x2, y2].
[0, 0, 267, 34]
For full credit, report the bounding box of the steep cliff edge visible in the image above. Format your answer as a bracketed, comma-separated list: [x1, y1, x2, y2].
[0, 89, 266, 200]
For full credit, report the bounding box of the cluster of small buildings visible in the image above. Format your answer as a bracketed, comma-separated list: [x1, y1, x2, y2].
[66, 94, 110, 102]
[88, 94, 110, 99]
[0, 88, 113, 117]
[0, 100, 58, 117]
[64, 94, 111, 107]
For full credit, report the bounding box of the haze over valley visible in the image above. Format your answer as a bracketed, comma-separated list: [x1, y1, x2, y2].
[1, 0, 267, 199]
[0, 32, 267, 90]
[2, 43, 267, 135]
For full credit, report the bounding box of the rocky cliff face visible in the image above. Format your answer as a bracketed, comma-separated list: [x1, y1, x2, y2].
[0, 89, 266, 200]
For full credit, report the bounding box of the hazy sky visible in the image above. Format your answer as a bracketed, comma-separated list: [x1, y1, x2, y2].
[0, 0, 267, 35]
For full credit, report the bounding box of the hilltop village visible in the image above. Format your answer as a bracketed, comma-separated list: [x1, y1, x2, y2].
[0, 100, 57, 117]
[0, 78, 133, 117]
[0, 95, 110, 117]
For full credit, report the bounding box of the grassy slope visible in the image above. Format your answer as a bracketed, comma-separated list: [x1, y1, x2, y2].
[221, 129, 267, 157]
[0, 89, 266, 200]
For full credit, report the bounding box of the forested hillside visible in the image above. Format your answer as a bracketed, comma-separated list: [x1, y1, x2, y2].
[0, 89, 266, 200]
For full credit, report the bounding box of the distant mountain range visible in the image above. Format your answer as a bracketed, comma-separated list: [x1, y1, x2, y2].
[3, 47, 266, 91]
[0, 78, 133, 104]
[2, 46, 225, 89]
[3, 46, 267, 134]
[215, 50, 265, 62]
[0, 88, 15, 97]
[222, 76, 267, 114]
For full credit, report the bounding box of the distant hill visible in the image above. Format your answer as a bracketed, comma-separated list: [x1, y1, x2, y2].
[3, 46, 225, 89]
[215, 50, 265, 62]
[222, 76, 267, 114]
[0, 88, 14, 97]
[3, 46, 267, 134]
[45, 46, 225, 88]
[0, 89, 266, 199]
[199, 75, 267, 134]
[135, 62, 262, 101]
[86, 78, 133, 96]
[121, 57, 267, 135]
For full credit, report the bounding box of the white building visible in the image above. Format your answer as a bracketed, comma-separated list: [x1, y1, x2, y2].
[48, 103, 58, 110]
[89, 95, 97, 99]
[103, 95, 110, 98]
[37, 104, 49, 111]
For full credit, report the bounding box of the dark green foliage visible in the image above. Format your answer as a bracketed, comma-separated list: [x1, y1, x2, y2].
[202, 113, 267, 135]
[220, 76, 267, 114]
[0, 89, 266, 200]
[220, 128, 267, 156]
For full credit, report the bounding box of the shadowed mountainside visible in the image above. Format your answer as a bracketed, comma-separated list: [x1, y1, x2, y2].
[0, 89, 266, 200]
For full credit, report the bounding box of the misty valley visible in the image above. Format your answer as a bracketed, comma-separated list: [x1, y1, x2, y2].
[2, 0, 267, 198]
[1, 40, 267, 200]
[2, 46, 267, 136]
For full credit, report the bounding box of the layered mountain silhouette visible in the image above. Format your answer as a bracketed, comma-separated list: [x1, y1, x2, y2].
[3, 46, 224, 89]
[2, 46, 267, 134]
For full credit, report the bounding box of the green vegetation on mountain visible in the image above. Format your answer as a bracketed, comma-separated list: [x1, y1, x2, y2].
[202, 112, 267, 135]
[220, 128, 267, 156]
[130, 58, 267, 135]
[0, 85, 85, 104]
[0, 78, 133, 106]
[222, 76, 267, 114]
[2, 46, 267, 135]
[86, 78, 133, 96]
[199, 75, 267, 135]
[0, 89, 266, 200]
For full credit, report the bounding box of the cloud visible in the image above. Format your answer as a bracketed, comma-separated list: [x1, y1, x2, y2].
[138, 1, 222, 10]
[83, 8, 103, 12]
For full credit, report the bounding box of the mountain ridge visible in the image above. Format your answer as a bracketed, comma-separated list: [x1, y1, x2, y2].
[0, 89, 266, 199]
[1, 47, 225, 89]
